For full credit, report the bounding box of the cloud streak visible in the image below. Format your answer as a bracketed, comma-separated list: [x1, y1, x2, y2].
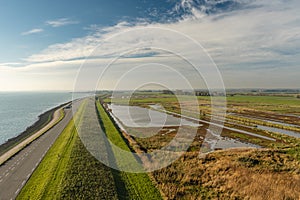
[46, 18, 79, 27]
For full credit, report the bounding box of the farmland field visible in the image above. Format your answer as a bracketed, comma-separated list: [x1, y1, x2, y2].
[101, 91, 300, 199]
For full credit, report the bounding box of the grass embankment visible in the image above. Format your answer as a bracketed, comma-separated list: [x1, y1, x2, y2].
[96, 101, 162, 200]
[153, 148, 300, 199]
[19, 98, 162, 199]
[17, 102, 85, 199]
[0, 106, 63, 156]
[0, 108, 66, 166]
[18, 101, 118, 199]
[58, 128, 118, 199]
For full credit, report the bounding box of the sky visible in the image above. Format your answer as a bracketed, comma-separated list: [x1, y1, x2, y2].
[0, 0, 299, 91]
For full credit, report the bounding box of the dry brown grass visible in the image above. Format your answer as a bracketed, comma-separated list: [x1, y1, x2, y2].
[152, 148, 300, 200]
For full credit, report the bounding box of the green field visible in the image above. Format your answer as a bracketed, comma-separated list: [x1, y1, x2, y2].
[96, 100, 162, 200]
[226, 95, 300, 105]
[107, 92, 300, 111]
[18, 99, 162, 199]
[18, 101, 119, 199]
[17, 92, 300, 199]
[17, 102, 86, 199]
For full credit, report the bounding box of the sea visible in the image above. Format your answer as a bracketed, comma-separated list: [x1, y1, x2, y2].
[0, 92, 81, 145]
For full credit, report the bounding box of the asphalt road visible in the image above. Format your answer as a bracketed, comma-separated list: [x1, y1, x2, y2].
[157, 109, 276, 141]
[0, 100, 82, 200]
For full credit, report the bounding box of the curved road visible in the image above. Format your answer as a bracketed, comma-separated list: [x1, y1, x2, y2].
[0, 100, 82, 200]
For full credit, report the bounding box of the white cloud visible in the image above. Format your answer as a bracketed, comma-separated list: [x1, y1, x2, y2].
[25, 3, 300, 69]
[46, 18, 79, 27]
[0, 62, 23, 67]
[5, 0, 300, 90]
[21, 28, 44, 36]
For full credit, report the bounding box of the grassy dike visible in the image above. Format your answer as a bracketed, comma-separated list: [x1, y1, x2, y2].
[18, 98, 162, 199]
[96, 101, 162, 200]
[17, 100, 119, 199]
[17, 101, 86, 199]
[0, 103, 68, 157]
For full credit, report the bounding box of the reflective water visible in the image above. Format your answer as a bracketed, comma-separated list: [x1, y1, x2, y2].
[204, 129, 261, 149]
[0, 92, 73, 145]
[256, 125, 300, 138]
[108, 104, 261, 150]
[108, 104, 200, 127]
[228, 113, 300, 138]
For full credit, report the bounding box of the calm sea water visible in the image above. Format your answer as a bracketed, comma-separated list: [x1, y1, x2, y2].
[0, 92, 75, 145]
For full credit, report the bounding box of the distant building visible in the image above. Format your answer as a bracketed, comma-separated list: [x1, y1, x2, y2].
[194, 90, 225, 96]
[195, 90, 210, 96]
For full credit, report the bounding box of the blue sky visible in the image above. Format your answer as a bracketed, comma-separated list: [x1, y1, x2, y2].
[0, 0, 300, 91]
[0, 0, 162, 62]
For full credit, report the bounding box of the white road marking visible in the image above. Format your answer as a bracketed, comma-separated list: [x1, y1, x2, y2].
[15, 188, 20, 194]
[11, 167, 15, 171]
[0, 179, 2, 183]
[5, 173, 9, 177]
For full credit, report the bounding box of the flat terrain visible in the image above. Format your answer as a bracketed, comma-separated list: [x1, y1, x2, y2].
[153, 148, 300, 199]
[103, 91, 300, 199]
[17, 99, 119, 199]
[18, 98, 161, 199]
[106, 92, 300, 147]
[11, 92, 300, 199]
[0, 101, 81, 200]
